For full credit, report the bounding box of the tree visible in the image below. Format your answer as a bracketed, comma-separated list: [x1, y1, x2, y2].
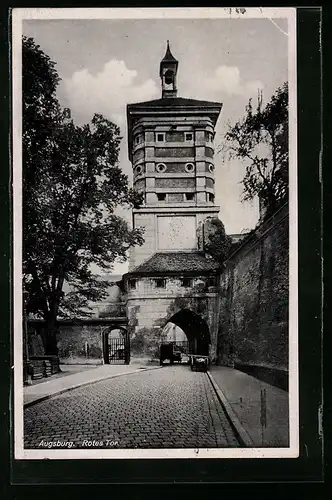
[224, 83, 288, 219]
[23, 37, 144, 354]
[202, 218, 232, 264]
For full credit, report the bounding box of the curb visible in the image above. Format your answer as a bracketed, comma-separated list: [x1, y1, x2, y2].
[24, 365, 162, 408]
[207, 370, 254, 447]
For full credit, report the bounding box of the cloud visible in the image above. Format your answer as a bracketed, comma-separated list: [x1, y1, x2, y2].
[60, 59, 159, 126]
[204, 65, 264, 97]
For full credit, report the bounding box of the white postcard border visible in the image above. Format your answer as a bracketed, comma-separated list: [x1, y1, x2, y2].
[12, 7, 298, 461]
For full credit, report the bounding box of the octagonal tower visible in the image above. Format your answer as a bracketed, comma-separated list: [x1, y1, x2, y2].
[126, 41, 222, 270]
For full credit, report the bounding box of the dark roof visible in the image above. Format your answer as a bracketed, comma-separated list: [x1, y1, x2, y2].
[128, 96, 222, 109]
[161, 41, 178, 63]
[126, 95, 223, 160]
[126, 252, 221, 276]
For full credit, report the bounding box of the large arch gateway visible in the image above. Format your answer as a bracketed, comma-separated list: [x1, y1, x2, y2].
[162, 309, 211, 356]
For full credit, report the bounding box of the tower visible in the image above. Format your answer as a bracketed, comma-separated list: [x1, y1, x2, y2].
[126, 42, 223, 270]
[124, 43, 223, 359]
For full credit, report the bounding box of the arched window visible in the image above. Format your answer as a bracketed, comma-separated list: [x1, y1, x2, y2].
[164, 69, 174, 85]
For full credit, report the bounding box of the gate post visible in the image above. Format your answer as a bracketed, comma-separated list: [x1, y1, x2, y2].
[102, 330, 109, 364]
[125, 330, 130, 365]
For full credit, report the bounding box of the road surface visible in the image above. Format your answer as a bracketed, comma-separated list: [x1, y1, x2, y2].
[24, 365, 239, 449]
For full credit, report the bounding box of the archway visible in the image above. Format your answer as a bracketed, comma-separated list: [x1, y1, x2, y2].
[102, 326, 130, 365]
[163, 322, 187, 343]
[163, 309, 211, 356]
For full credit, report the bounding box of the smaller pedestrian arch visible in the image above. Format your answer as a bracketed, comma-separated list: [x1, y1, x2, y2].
[102, 326, 130, 365]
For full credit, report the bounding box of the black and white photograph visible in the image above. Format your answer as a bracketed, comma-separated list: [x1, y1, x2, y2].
[12, 7, 298, 460]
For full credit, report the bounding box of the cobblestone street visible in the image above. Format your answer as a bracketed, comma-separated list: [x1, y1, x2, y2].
[24, 365, 239, 449]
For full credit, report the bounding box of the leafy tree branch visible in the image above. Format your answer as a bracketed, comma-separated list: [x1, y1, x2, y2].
[224, 83, 288, 218]
[23, 36, 144, 354]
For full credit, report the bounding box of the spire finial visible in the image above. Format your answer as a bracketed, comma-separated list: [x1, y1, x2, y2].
[161, 41, 178, 64]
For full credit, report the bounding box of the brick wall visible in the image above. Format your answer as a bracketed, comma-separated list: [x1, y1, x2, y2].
[168, 193, 184, 202]
[205, 147, 214, 158]
[165, 131, 185, 142]
[155, 147, 194, 158]
[155, 178, 195, 189]
[218, 204, 289, 381]
[134, 179, 145, 191]
[160, 163, 187, 173]
[133, 148, 144, 163]
[206, 178, 214, 189]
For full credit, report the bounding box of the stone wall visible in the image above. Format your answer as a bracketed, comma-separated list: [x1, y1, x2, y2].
[126, 276, 220, 360]
[128, 212, 157, 270]
[218, 204, 289, 386]
[155, 178, 196, 189]
[57, 325, 103, 365]
[129, 210, 220, 270]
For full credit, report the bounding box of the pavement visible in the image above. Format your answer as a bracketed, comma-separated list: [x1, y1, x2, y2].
[23, 361, 289, 449]
[24, 365, 239, 449]
[209, 365, 289, 447]
[24, 361, 161, 406]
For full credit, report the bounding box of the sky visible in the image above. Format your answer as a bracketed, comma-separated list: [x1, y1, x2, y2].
[23, 15, 289, 275]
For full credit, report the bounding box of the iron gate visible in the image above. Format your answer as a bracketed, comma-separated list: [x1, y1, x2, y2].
[104, 329, 130, 364]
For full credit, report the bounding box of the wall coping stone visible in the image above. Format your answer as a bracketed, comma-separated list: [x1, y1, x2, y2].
[226, 203, 289, 266]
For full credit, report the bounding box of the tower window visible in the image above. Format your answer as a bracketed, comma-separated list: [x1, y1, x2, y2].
[135, 165, 143, 175]
[157, 193, 166, 201]
[185, 163, 195, 173]
[181, 278, 192, 288]
[164, 69, 174, 85]
[185, 193, 195, 201]
[208, 164, 215, 173]
[128, 279, 137, 290]
[185, 132, 193, 142]
[155, 278, 166, 289]
[156, 133, 165, 142]
[156, 163, 167, 173]
[208, 193, 215, 203]
[135, 134, 141, 145]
